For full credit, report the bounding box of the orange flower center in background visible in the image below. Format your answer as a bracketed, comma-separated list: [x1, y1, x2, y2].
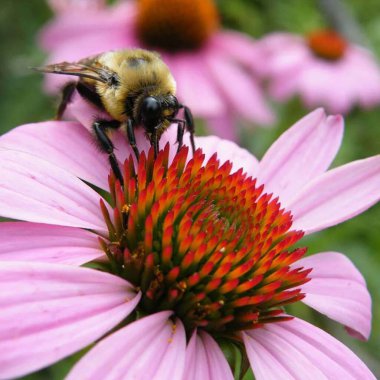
[100, 145, 310, 334]
[307, 30, 348, 61]
[135, 0, 219, 52]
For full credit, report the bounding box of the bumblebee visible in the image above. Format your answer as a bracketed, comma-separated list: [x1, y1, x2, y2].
[35, 49, 195, 182]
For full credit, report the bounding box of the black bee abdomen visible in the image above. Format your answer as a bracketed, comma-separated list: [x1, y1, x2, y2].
[77, 82, 105, 110]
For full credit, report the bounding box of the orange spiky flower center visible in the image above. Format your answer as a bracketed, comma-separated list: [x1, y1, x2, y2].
[135, 0, 219, 52]
[100, 145, 310, 333]
[307, 29, 348, 61]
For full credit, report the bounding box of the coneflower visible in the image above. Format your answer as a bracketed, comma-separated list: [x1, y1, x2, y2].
[0, 109, 378, 379]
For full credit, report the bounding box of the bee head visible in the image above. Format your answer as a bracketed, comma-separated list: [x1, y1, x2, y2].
[140, 96, 162, 129]
[140, 95, 179, 132]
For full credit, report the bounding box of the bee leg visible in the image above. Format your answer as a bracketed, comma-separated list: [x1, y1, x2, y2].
[93, 119, 124, 184]
[183, 106, 196, 154]
[169, 118, 186, 152]
[175, 120, 186, 152]
[126, 119, 140, 162]
[56, 81, 77, 120]
[150, 130, 159, 159]
[179, 105, 196, 154]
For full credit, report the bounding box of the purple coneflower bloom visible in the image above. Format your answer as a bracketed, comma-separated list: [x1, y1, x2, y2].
[39, 0, 275, 141]
[257, 30, 380, 114]
[0, 107, 378, 379]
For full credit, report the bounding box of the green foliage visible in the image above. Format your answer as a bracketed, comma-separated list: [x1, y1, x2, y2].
[0, 0, 53, 134]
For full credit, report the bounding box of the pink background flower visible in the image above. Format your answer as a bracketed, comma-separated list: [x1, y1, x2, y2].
[257, 32, 380, 114]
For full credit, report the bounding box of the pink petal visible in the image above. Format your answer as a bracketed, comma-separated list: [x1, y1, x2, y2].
[0, 150, 107, 231]
[67, 312, 186, 380]
[257, 33, 308, 77]
[112, 128, 152, 164]
[40, 1, 133, 51]
[64, 91, 111, 132]
[47, 0, 106, 14]
[296, 47, 380, 114]
[257, 109, 344, 207]
[296, 252, 371, 340]
[268, 69, 300, 101]
[195, 136, 259, 178]
[185, 330, 234, 380]
[349, 48, 380, 108]
[298, 60, 355, 114]
[260, 33, 380, 114]
[0, 121, 109, 190]
[210, 30, 266, 74]
[243, 317, 375, 380]
[206, 113, 239, 141]
[206, 53, 275, 125]
[0, 222, 102, 265]
[167, 52, 225, 117]
[289, 155, 380, 234]
[0, 262, 139, 379]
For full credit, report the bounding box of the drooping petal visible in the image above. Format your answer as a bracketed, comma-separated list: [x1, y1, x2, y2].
[268, 69, 300, 101]
[257, 33, 308, 78]
[185, 330, 234, 380]
[195, 135, 259, 178]
[0, 150, 107, 231]
[0, 121, 109, 190]
[257, 109, 344, 207]
[243, 317, 375, 380]
[296, 252, 371, 340]
[299, 61, 353, 114]
[47, 0, 106, 14]
[210, 31, 266, 75]
[295, 47, 380, 114]
[64, 92, 110, 132]
[0, 222, 103, 265]
[260, 31, 380, 113]
[289, 155, 380, 234]
[206, 53, 275, 125]
[168, 52, 225, 118]
[0, 262, 140, 379]
[206, 113, 239, 142]
[350, 48, 380, 109]
[112, 128, 148, 162]
[40, 1, 134, 51]
[66, 312, 186, 380]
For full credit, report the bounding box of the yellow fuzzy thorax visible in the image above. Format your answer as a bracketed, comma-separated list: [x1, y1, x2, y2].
[95, 49, 176, 121]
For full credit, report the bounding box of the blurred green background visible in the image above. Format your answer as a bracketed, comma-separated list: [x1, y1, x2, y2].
[0, 0, 379, 378]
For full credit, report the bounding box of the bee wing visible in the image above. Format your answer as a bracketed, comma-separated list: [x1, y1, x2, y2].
[33, 59, 117, 84]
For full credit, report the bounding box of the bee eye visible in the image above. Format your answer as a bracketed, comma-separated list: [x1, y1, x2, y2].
[141, 97, 161, 123]
[167, 94, 178, 108]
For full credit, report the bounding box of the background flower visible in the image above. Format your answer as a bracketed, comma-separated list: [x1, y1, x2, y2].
[257, 30, 380, 114]
[0, 109, 378, 378]
[38, 0, 275, 140]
